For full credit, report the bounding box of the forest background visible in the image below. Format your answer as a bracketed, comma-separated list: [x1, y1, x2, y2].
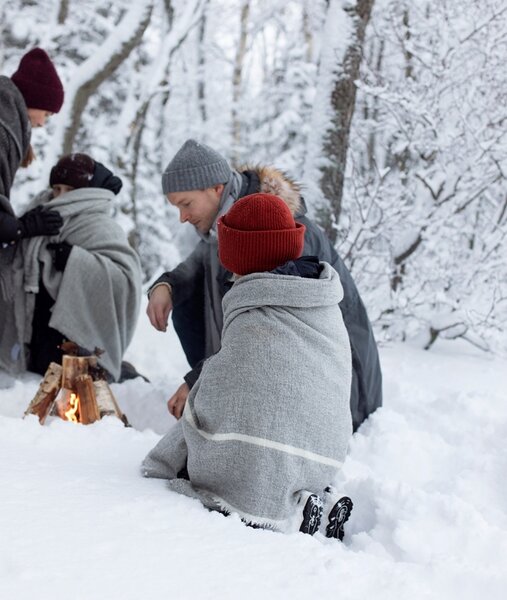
[1, 0, 506, 355]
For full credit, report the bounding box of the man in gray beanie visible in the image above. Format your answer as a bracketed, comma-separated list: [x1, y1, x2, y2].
[147, 139, 383, 433]
[161, 139, 231, 198]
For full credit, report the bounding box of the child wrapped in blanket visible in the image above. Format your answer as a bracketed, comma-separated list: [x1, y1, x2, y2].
[142, 193, 353, 538]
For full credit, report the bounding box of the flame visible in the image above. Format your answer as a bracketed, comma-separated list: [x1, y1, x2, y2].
[64, 393, 80, 423]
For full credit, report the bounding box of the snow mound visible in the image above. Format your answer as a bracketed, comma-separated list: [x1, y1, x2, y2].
[1, 315, 506, 599]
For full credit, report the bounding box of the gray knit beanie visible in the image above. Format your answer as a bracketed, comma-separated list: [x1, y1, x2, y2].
[161, 139, 232, 194]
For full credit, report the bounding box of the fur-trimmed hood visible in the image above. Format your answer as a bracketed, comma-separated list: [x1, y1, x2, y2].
[236, 165, 304, 216]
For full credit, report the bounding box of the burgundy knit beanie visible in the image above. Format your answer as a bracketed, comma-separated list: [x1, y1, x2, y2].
[218, 193, 306, 275]
[11, 48, 64, 113]
[49, 153, 95, 189]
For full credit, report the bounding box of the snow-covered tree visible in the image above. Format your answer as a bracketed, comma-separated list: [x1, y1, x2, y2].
[2, 0, 505, 352]
[303, 0, 375, 243]
[343, 0, 507, 351]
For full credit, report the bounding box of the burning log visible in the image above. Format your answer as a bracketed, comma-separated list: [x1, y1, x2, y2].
[94, 380, 129, 426]
[61, 391, 79, 422]
[24, 362, 63, 424]
[24, 349, 129, 426]
[75, 374, 100, 424]
[61, 355, 97, 389]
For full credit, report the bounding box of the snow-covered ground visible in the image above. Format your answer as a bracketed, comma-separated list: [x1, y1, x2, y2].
[1, 299, 506, 600]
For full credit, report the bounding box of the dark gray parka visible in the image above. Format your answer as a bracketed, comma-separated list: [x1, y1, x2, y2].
[0, 75, 31, 298]
[0, 75, 30, 240]
[152, 166, 382, 431]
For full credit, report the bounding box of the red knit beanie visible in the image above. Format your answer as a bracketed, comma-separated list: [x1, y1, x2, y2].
[11, 48, 64, 113]
[218, 193, 306, 275]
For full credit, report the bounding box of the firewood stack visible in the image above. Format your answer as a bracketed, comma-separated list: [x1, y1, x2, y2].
[24, 354, 128, 426]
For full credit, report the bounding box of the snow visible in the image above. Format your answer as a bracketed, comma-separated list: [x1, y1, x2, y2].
[1, 298, 507, 600]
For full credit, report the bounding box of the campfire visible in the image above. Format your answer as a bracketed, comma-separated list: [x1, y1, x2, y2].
[24, 353, 128, 426]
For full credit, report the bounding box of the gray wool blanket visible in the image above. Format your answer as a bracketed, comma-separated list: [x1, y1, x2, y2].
[142, 262, 352, 530]
[0, 188, 142, 380]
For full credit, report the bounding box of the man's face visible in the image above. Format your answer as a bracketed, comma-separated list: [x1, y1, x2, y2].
[167, 185, 223, 234]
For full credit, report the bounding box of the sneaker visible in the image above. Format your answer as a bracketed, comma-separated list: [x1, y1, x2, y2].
[299, 494, 323, 535]
[325, 496, 353, 541]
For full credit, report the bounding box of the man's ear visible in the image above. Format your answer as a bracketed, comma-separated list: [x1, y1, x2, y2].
[214, 183, 225, 197]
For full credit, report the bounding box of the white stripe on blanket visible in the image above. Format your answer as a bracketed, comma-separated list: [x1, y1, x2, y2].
[184, 405, 343, 469]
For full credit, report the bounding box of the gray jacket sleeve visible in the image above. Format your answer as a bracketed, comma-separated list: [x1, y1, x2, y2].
[148, 240, 206, 307]
[0, 208, 22, 243]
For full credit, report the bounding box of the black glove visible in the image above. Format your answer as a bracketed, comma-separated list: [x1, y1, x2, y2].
[19, 206, 63, 238]
[47, 241, 73, 271]
[90, 161, 123, 195]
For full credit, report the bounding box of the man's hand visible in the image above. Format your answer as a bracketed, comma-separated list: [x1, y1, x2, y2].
[146, 284, 173, 331]
[167, 382, 189, 419]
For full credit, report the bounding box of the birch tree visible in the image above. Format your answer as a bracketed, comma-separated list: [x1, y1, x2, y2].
[231, 0, 250, 160]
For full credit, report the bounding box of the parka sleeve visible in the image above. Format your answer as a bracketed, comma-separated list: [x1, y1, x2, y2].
[0, 208, 22, 243]
[148, 240, 206, 308]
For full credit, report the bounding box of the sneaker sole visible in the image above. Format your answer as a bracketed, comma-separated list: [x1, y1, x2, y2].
[299, 494, 323, 535]
[325, 496, 353, 541]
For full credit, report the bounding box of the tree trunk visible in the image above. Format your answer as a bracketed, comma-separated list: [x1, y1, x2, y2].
[122, 0, 205, 250]
[57, 0, 69, 24]
[364, 37, 383, 174]
[317, 0, 375, 243]
[197, 0, 210, 124]
[59, 1, 154, 156]
[232, 0, 250, 160]
[302, 3, 314, 63]
[127, 99, 150, 251]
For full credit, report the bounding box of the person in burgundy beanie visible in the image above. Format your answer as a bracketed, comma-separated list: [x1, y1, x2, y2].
[142, 192, 354, 539]
[0, 151, 142, 383]
[1, 47, 65, 294]
[11, 47, 64, 114]
[49, 153, 123, 195]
